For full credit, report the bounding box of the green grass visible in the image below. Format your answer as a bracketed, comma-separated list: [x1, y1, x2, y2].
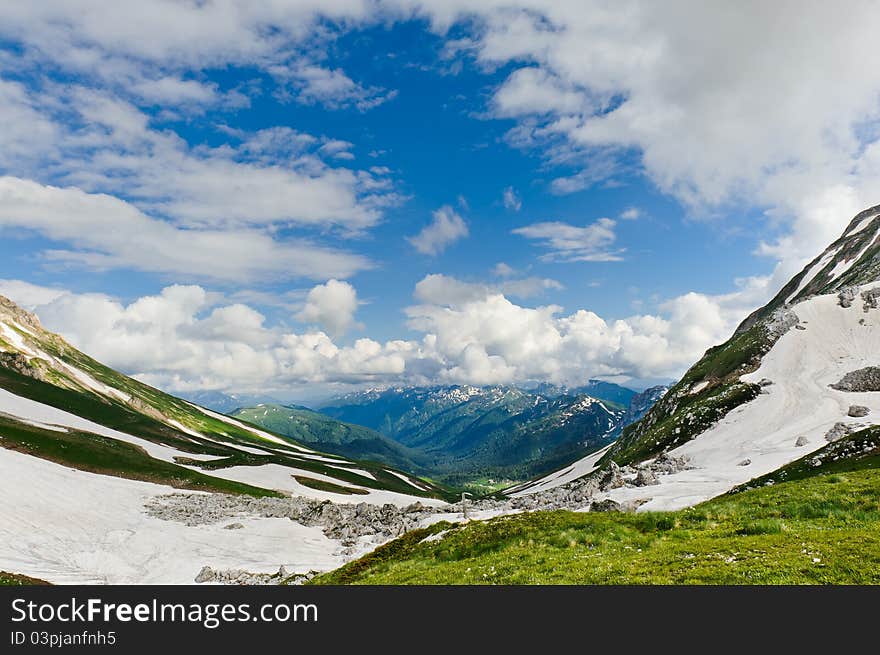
[293, 475, 370, 495]
[0, 571, 50, 586]
[312, 466, 880, 585]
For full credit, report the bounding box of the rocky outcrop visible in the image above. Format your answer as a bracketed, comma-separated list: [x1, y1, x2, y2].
[0, 352, 48, 381]
[831, 366, 880, 392]
[838, 287, 858, 308]
[825, 422, 854, 442]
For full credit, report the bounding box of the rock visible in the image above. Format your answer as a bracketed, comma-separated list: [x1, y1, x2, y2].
[830, 367, 880, 392]
[795, 436, 809, 447]
[223, 522, 244, 530]
[738, 458, 752, 466]
[601, 461, 625, 490]
[794, 324, 806, 330]
[194, 566, 215, 583]
[862, 287, 880, 312]
[277, 566, 289, 579]
[838, 287, 858, 308]
[848, 405, 870, 418]
[757, 378, 774, 387]
[634, 468, 657, 486]
[825, 422, 853, 442]
[590, 499, 623, 512]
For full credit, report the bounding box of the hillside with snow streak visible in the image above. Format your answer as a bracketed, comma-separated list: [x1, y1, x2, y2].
[512, 207, 880, 508]
[0, 295, 446, 583]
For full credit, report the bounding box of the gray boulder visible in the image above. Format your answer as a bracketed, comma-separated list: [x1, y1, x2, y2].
[848, 405, 870, 418]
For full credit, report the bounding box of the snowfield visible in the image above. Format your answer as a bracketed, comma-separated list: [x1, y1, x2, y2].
[0, 388, 443, 582]
[0, 447, 350, 584]
[517, 285, 880, 511]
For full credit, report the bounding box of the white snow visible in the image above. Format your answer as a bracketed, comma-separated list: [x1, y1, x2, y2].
[0, 388, 207, 465]
[827, 229, 879, 282]
[786, 248, 839, 303]
[0, 322, 36, 355]
[211, 463, 444, 507]
[524, 286, 880, 510]
[508, 445, 611, 497]
[0, 447, 348, 584]
[845, 213, 879, 237]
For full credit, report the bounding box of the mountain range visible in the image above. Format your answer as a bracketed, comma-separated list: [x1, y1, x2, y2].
[234, 382, 658, 488]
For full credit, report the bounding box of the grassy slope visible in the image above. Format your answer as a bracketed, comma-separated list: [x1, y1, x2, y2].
[312, 465, 880, 585]
[0, 571, 51, 586]
[232, 404, 426, 474]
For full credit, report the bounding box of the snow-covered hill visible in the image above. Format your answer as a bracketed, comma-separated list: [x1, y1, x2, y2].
[513, 207, 880, 508]
[0, 295, 445, 583]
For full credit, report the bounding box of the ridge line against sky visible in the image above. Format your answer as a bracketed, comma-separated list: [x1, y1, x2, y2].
[1, 1, 879, 400]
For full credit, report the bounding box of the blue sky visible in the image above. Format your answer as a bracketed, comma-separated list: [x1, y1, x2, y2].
[0, 3, 878, 400]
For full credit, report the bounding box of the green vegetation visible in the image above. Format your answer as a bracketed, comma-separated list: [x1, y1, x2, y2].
[312, 466, 880, 585]
[293, 475, 370, 495]
[0, 571, 50, 586]
[293, 387, 625, 485]
[232, 404, 426, 474]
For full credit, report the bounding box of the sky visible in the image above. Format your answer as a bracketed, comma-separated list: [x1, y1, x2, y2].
[1, 1, 880, 401]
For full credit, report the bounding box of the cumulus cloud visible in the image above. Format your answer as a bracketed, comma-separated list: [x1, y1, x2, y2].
[415, 273, 563, 306]
[502, 186, 522, 211]
[0, 177, 371, 282]
[513, 218, 623, 262]
[0, 275, 768, 392]
[296, 279, 360, 336]
[276, 63, 397, 111]
[407, 205, 469, 255]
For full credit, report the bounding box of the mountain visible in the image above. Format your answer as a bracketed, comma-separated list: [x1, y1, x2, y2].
[0, 295, 448, 583]
[524, 379, 637, 406]
[175, 390, 281, 414]
[610, 384, 669, 438]
[514, 205, 880, 508]
[231, 404, 426, 474]
[309, 385, 625, 486]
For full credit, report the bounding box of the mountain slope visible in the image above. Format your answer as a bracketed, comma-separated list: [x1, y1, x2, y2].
[231, 404, 426, 474]
[0, 294, 453, 584]
[513, 206, 880, 508]
[311, 385, 625, 485]
[0, 295, 444, 503]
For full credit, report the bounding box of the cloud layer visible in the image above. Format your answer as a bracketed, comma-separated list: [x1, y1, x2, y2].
[1, 276, 765, 394]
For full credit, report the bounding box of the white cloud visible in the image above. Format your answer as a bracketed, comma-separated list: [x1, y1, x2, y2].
[276, 63, 397, 111]
[502, 186, 522, 211]
[0, 177, 371, 282]
[0, 275, 767, 392]
[296, 279, 360, 336]
[416, 1, 880, 282]
[619, 207, 640, 221]
[407, 205, 469, 256]
[492, 262, 516, 277]
[413, 274, 561, 306]
[513, 217, 623, 262]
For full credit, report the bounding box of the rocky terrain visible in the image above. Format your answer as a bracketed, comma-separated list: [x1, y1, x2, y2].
[146, 450, 692, 583]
